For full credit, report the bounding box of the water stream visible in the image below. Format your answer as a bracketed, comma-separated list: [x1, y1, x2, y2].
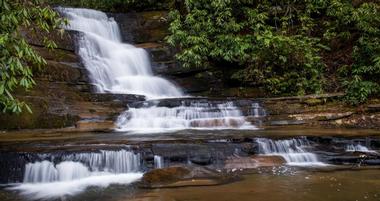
[8, 150, 143, 199]
[58, 7, 183, 98]
[255, 137, 326, 166]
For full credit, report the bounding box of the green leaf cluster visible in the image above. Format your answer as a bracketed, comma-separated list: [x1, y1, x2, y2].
[44, 0, 171, 12]
[0, 0, 64, 113]
[167, 0, 380, 102]
[167, 0, 325, 96]
[328, 1, 380, 105]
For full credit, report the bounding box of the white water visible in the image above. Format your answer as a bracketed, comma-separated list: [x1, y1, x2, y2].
[256, 138, 326, 166]
[154, 155, 164, 169]
[116, 101, 257, 132]
[58, 7, 256, 132]
[11, 150, 142, 199]
[58, 7, 183, 99]
[345, 144, 377, 153]
[11, 173, 142, 200]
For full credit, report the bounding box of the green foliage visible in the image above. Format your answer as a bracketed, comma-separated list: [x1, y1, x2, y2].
[168, 0, 380, 102]
[332, 2, 380, 104]
[167, 0, 326, 96]
[44, 0, 171, 12]
[0, 0, 64, 113]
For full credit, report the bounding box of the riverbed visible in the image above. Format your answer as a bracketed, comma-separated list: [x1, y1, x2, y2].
[0, 128, 379, 201]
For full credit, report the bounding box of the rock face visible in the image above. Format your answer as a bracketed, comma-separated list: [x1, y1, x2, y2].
[0, 29, 142, 130]
[109, 11, 224, 95]
[260, 94, 380, 129]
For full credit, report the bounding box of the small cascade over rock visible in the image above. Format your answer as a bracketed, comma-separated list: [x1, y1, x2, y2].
[255, 137, 326, 166]
[154, 155, 164, 169]
[345, 144, 377, 153]
[10, 150, 143, 199]
[22, 150, 141, 183]
[116, 100, 257, 132]
[58, 7, 183, 99]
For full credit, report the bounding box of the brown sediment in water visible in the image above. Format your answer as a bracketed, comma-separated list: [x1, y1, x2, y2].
[126, 169, 380, 201]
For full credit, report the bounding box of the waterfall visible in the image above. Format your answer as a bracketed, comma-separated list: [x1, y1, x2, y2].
[255, 137, 326, 166]
[10, 150, 143, 199]
[345, 144, 377, 153]
[58, 7, 183, 99]
[58, 7, 256, 132]
[250, 102, 267, 117]
[116, 101, 256, 132]
[154, 155, 164, 169]
[23, 150, 141, 183]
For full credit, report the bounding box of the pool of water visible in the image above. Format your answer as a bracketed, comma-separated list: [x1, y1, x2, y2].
[1, 168, 379, 201]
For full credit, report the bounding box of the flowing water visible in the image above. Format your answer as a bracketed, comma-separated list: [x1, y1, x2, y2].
[58, 7, 183, 98]
[2, 7, 378, 201]
[255, 137, 326, 166]
[116, 101, 258, 132]
[7, 150, 143, 199]
[58, 7, 258, 132]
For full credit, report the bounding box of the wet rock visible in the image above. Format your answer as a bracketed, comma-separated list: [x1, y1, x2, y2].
[32, 46, 79, 62]
[367, 104, 380, 112]
[140, 166, 237, 188]
[75, 120, 115, 132]
[173, 72, 222, 93]
[269, 120, 306, 126]
[363, 159, 380, 165]
[326, 153, 380, 165]
[190, 155, 212, 165]
[151, 143, 241, 166]
[241, 143, 259, 155]
[304, 98, 324, 106]
[141, 166, 191, 186]
[23, 29, 80, 52]
[84, 93, 145, 104]
[190, 118, 243, 128]
[224, 156, 286, 170]
[36, 60, 83, 83]
[317, 112, 354, 121]
[109, 11, 169, 44]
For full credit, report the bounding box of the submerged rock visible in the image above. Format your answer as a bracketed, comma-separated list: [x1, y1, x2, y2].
[224, 156, 286, 170]
[140, 166, 238, 188]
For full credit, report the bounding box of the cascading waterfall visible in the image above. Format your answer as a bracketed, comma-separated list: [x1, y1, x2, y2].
[10, 150, 143, 199]
[58, 7, 183, 98]
[255, 137, 326, 166]
[58, 7, 256, 132]
[116, 101, 257, 132]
